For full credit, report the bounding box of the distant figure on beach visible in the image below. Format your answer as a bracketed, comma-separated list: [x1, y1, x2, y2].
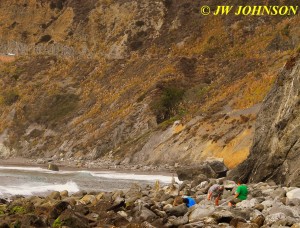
[207, 184, 224, 206]
[173, 196, 196, 208]
[228, 179, 248, 207]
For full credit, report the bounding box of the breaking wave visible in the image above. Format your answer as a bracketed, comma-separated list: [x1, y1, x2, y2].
[0, 181, 79, 197]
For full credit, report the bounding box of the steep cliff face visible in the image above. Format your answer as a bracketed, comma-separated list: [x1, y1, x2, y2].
[229, 54, 300, 186]
[0, 0, 168, 59]
[0, 0, 299, 167]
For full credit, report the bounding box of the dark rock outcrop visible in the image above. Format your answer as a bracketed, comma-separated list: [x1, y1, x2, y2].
[229, 54, 300, 187]
[48, 201, 70, 219]
[165, 204, 188, 217]
[177, 159, 228, 181]
[57, 209, 89, 228]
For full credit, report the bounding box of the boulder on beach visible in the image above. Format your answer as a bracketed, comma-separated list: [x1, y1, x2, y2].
[48, 201, 70, 219]
[176, 158, 228, 181]
[48, 164, 59, 171]
[57, 208, 89, 228]
[165, 204, 188, 217]
[136, 207, 158, 222]
[224, 180, 236, 190]
[287, 188, 300, 200]
[188, 205, 215, 223]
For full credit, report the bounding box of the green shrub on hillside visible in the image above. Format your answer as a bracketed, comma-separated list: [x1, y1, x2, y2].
[11, 206, 25, 214]
[151, 86, 185, 123]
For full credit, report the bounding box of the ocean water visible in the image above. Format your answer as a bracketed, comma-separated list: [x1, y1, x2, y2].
[0, 166, 178, 198]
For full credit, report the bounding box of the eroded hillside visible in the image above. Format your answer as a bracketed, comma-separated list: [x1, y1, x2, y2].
[0, 0, 299, 168]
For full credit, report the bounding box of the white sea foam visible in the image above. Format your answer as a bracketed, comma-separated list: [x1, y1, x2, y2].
[89, 172, 180, 183]
[0, 181, 79, 197]
[0, 166, 52, 173]
[61, 170, 179, 183]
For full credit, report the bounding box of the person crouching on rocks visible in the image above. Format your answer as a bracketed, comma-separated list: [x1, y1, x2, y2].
[173, 196, 196, 208]
[228, 179, 248, 207]
[207, 184, 224, 206]
[182, 196, 196, 208]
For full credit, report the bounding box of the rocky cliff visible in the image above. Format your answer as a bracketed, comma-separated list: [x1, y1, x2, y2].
[229, 53, 300, 186]
[0, 0, 299, 168]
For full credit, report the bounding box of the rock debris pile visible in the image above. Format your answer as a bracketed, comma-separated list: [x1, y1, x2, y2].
[1, 177, 300, 227]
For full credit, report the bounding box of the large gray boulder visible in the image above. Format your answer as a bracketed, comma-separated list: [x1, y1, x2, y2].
[268, 205, 297, 218]
[168, 215, 189, 226]
[228, 54, 300, 187]
[236, 199, 258, 209]
[177, 158, 228, 181]
[265, 213, 287, 226]
[165, 204, 188, 217]
[287, 188, 300, 200]
[137, 207, 158, 222]
[188, 205, 215, 223]
[211, 210, 233, 223]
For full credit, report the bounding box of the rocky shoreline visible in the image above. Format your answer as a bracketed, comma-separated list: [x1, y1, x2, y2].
[1, 176, 300, 227]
